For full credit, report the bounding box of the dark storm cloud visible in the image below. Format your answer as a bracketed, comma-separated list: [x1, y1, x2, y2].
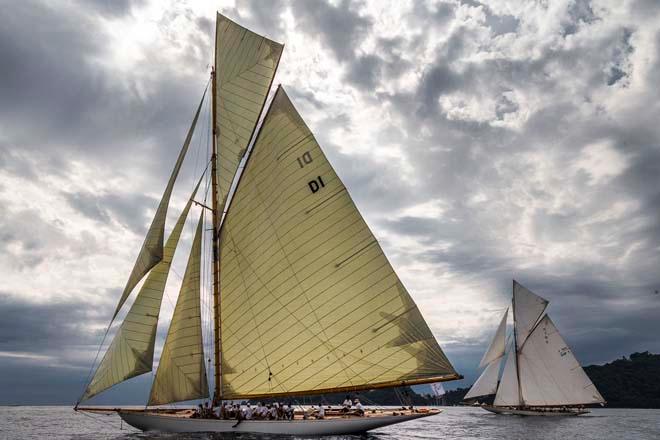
[358, 1, 660, 379]
[81, 0, 146, 17]
[0, 1, 108, 148]
[221, 0, 288, 40]
[345, 54, 382, 89]
[63, 190, 157, 234]
[0, 0, 211, 177]
[291, 0, 372, 61]
[0, 293, 112, 353]
[344, 38, 413, 89]
[0, 148, 38, 180]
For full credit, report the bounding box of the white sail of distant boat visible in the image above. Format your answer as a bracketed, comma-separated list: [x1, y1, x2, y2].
[463, 281, 605, 416]
[74, 12, 461, 435]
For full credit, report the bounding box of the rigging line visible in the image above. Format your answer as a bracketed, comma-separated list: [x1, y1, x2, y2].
[77, 409, 139, 432]
[200, 193, 209, 371]
[200, 168, 213, 393]
[76, 322, 113, 405]
[202, 167, 214, 394]
[186, 86, 209, 239]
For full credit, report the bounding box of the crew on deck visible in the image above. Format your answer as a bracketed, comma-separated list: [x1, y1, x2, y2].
[342, 396, 352, 413]
[353, 398, 365, 416]
[197, 396, 371, 420]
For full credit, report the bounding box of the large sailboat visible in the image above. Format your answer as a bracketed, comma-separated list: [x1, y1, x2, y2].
[463, 280, 605, 416]
[74, 12, 460, 434]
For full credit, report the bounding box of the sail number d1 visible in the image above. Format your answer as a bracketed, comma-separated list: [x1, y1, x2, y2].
[308, 176, 325, 193]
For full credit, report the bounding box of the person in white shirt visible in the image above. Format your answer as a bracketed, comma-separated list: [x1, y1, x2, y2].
[316, 404, 325, 419]
[269, 404, 278, 420]
[342, 396, 352, 413]
[353, 399, 364, 416]
[244, 403, 253, 420]
[284, 402, 294, 420]
[254, 403, 263, 420]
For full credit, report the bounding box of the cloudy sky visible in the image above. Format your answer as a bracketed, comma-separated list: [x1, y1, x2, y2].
[1, 0, 659, 404]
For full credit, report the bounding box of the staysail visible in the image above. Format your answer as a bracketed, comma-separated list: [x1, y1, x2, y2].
[464, 356, 502, 400]
[215, 13, 283, 209]
[513, 280, 548, 350]
[112, 90, 207, 320]
[493, 343, 521, 406]
[217, 86, 458, 399]
[479, 308, 508, 368]
[149, 212, 209, 406]
[81, 181, 202, 401]
[518, 315, 605, 406]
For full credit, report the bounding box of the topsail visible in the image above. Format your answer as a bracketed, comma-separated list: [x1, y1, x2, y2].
[214, 13, 283, 209]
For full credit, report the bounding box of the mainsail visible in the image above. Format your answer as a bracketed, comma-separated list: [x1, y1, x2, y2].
[81, 181, 202, 401]
[214, 13, 283, 209]
[217, 86, 458, 399]
[518, 315, 605, 406]
[149, 212, 209, 406]
[112, 90, 208, 320]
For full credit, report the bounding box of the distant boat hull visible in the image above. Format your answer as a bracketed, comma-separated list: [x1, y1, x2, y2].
[119, 410, 439, 434]
[481, 405, 589, 416]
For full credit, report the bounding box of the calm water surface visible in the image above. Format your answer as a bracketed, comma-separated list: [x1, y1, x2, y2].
[0, 406, 657, 440]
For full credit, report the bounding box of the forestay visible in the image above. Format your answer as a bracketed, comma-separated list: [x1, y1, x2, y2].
[518, 315, 605, 406]
[513, 281, 548, 350]
[218, 86, 458, 399]
[215, 13, 283, 209]
[149, 212, 209, 406]
[493, 344, 521, 406]
[479, 308, 508, 368]
[464, 357, 502, 400]
[113, 90, 207, 320]
[81, 182, 201, 402]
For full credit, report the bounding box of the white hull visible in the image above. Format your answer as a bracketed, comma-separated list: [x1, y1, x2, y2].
[119, 411, 438, 435]
[481, 405, 589, 416]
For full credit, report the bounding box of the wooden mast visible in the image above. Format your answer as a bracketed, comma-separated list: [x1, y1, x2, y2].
[210, 62, 222, 405]
[512, 280, 524, 407]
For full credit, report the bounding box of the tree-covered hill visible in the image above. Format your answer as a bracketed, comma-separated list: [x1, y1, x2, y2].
[584, 351, 660, 408]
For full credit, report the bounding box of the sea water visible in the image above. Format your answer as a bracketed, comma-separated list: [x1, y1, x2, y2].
[0, 406, 657, 439]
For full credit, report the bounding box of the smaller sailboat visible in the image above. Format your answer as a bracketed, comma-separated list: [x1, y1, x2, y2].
[463, 280, 605, 416]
